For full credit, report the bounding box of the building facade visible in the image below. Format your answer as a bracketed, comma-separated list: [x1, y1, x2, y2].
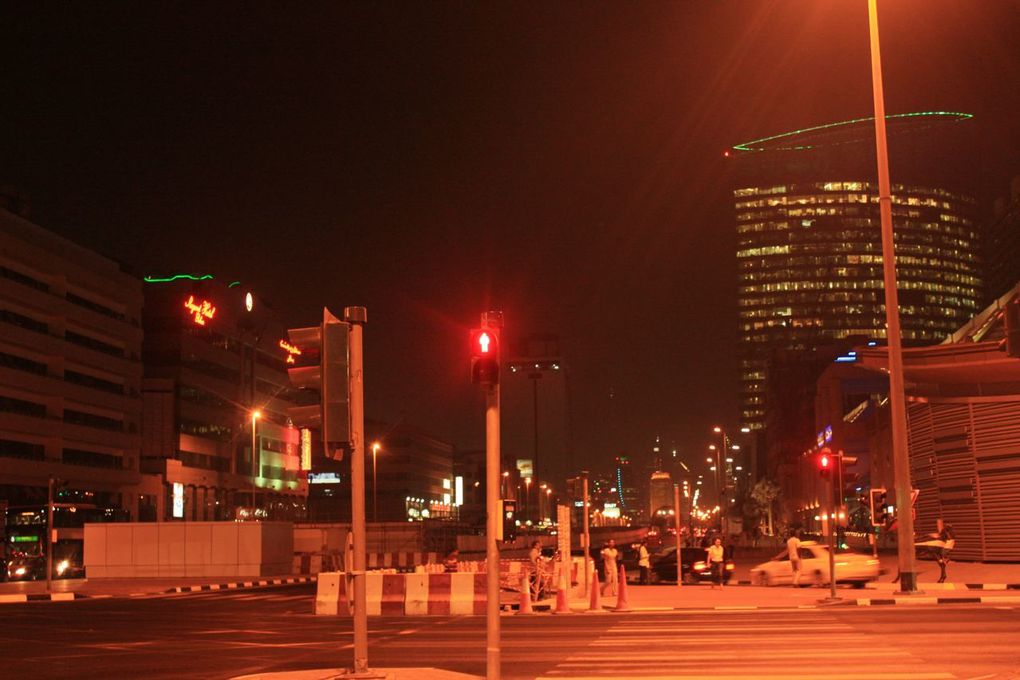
[1, 208, 147, 518]
[141, 275, 308, 521]
[731, 113, 984, 432]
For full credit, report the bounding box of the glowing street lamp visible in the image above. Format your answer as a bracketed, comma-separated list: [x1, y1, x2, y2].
[251, 410, 262, 512]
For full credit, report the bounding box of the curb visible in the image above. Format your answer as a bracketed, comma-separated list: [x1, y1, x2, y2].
[166, 575, 317, 594]
[1, 592, 90, 604]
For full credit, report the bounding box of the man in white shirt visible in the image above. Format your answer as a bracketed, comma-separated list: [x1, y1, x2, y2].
[786, 531, 802, 587]
[600, 539, 619, 596]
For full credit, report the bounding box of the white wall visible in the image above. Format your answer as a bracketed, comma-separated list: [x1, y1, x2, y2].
[84, 521, 293, 578]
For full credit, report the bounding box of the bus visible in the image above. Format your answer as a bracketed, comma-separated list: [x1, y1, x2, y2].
[3, 503, 129, 581]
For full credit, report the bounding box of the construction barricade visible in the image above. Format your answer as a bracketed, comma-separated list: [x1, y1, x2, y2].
[315, 571, 490, 616]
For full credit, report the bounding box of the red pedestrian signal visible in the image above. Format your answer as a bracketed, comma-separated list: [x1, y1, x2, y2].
[470, 327, 499, 385]
[819, 448, 832, 478]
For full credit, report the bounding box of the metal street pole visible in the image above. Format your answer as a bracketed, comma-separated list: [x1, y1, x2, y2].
[582, 472, 591, 597]
[251, 411, 260, 515]
[483, 312, 503, 680]
[345, 305, 375, 676]
[372, 443, 379, 524]
[46, 476, 53, 593]
[673, 483, 682, 590]
[867, 0, 918, 593]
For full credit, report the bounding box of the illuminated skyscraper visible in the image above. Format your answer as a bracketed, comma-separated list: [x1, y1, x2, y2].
[730, 112, 983, 431]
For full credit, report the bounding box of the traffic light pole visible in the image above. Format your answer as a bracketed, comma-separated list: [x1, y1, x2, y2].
[485, 381, 501, 680]
[345, 306, 375, 677]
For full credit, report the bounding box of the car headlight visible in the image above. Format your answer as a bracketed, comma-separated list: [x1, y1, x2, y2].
[693, 561, 707, 571]
[14, 566, 27, 577]
[726, 563, 735, 570]
[57, 560, 70, 575]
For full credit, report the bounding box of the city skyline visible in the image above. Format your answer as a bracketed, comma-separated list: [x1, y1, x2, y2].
[2, 2, 1019, 471]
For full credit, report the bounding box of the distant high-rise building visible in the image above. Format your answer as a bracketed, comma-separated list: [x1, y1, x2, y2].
[730, 112, 984, 432]
[648, 471, 673, 518]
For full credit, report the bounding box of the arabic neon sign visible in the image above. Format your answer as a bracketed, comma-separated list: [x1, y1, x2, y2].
[279, 339, 302, 364]
[184, 295, 217, 326]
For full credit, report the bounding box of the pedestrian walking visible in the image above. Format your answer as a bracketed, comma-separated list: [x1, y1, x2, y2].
[706, 537, 726, 589]
[637, 539, 651, 585]
[786, 530, 802, 587]
[600, 539, 619, 596]
[932, 518, 956, 583]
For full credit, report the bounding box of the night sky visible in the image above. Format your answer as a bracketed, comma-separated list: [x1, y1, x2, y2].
[3, 1, 1019, 475]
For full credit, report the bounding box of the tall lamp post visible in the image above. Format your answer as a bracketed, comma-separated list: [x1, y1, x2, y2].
[251, 410, 261, 515]
[371, 441, 381, 523]
[867, 0, 918, 594]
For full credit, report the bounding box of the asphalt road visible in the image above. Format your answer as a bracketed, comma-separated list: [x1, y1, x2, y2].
[3, 583, 1019, 679]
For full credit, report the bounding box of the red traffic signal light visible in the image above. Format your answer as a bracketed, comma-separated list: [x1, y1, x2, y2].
[818, 448, 832, 477]
[470, 327, 499, 385]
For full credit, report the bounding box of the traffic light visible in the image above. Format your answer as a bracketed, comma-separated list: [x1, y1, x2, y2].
[869, 488, 888, 526]
[500, 498, 517, 543]
[818, 448, 832, 478]
[286, 307, 351, 458]
[470, 327, 500, 385]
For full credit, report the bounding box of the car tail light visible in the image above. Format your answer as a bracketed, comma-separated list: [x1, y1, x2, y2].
[725, 563, 735, 570]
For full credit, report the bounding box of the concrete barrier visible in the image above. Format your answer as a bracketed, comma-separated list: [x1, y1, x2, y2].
[315, 571, 489, 616]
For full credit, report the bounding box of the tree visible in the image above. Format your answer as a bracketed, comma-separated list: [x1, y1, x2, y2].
[750, 479, 781, 536]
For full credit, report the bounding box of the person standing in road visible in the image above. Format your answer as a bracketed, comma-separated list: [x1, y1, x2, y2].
[932, 518, 956, 584]
[637, 539, 651, 585]
[787, 530, 802, 587]
[601, 539, 619, 596]
[706, 537, 726, 589]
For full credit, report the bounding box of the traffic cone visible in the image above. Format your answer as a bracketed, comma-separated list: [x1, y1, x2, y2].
[554, 569, 572, 614]
[614, 564, 632, 612]
[517, 571, 534, 615]
[587, 565, 604, 612]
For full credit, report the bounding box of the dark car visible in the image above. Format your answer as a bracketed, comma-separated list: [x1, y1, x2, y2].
[650, 546, 734, 585]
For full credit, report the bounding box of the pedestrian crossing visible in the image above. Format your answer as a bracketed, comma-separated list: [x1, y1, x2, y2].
[535, 613, 958, 679]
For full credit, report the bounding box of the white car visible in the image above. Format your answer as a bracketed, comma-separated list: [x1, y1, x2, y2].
[750, 541, 881, 587]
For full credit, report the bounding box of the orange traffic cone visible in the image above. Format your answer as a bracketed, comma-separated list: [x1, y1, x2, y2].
[517, 571, 534, 615]
[614, 564, 632, 612]
[554, 568, 572, 614]
[587, 564, 603, 612]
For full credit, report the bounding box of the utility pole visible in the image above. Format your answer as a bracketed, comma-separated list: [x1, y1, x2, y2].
[867, 0, 918, 593]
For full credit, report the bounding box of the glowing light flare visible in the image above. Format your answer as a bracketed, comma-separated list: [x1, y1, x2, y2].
[184, 295, 217, 325]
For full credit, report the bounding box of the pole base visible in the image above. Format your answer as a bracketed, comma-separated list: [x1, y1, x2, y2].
[328, 671, 391, 680]
[817, 596, 844, 605]
[894, 571, 924, 595]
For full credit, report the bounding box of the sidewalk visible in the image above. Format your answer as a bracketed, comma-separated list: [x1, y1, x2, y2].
[0, 574, 313, 603]
[531, 582, 1020, 613]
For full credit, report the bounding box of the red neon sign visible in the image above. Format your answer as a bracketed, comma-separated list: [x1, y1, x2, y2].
[184, 295, 217, 326]
[279, 339, 302, 364]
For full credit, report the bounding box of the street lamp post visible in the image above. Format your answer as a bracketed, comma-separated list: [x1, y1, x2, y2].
[867, 0, 918, 594]
[371, 442, 381, 523]
[524, 477, 532, 525]
[251, 410, 261, 515]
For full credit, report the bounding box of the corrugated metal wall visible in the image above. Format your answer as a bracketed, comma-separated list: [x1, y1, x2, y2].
[908, 400, 1020, 561]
